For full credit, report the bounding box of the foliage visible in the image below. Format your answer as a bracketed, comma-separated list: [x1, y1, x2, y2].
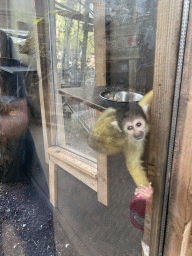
[56, 0, 95, 86]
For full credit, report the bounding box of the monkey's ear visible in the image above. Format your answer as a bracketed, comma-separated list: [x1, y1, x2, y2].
[138, 90, 153, 108]
[111, 121, 122, 132]
[138, 90, 153, 118]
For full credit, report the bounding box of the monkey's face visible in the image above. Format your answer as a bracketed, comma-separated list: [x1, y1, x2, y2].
[122, 117, 148, 141]
[116, 102, 150, 142]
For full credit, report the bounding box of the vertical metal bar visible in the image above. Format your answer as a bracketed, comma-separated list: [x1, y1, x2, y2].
[158, 0, 191, 255]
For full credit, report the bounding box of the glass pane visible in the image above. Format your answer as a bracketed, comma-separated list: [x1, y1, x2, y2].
[62, 96, 97, 162]
[56, 0, 95, 88]
[106, 0, 157, 93]
[0, 0, 163, 255]
[55, 0, 157, 162]
[54, 0, 158, 255]
[55, 0, 98, 162]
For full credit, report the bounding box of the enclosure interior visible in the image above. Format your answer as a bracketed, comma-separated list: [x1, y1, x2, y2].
[0, 0, 163, 255]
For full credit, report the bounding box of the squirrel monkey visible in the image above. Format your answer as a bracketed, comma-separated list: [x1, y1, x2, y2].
[88, 90, 153, 187]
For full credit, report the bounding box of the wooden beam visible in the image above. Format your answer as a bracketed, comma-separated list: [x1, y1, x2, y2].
[49, 0, 66, 147]
[144, 0, 184, 254]
[97, 153, 108, 206]
[180, 222, 192, 256]
[47, 146, 97, 178]
[47, 146, 98, 193]
[49, 160, 58, 207]
[33, 0, 57, 161]
[94, 0, 106, 86]
[50, 155, 97, 192]
[163, 4, 192, 254]
[32, 0, 49, 162]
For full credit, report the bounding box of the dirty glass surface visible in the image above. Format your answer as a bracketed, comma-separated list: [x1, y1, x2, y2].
[105, 0, 156, 93]
[55, 0, 157, 163]
[0, 0, 37, 183]
[0, 0, 159, 255]
[55, 1, 95, 88]
[53, 0, 158, 255]
[0, 0, 59, 255]
[62, 96, 97, 161]
[55, 0, 98, 162]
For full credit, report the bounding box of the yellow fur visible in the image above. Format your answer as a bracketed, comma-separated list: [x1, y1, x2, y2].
[138, 90, 153, 108]
[88, 108, 126, 155]
[88, 90, 153, 187]
[124, 138, 149, 187]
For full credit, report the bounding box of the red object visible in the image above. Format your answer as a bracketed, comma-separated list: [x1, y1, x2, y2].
[128, 37, 133, 46]
[129, 184, 153, 231]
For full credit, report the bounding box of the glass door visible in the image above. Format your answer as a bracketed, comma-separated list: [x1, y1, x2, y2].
[33, 0, 185, 254]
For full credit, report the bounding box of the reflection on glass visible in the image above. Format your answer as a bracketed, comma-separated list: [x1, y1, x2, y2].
[62, 97, 97, 162]
[54, 0, 158, 253]
[106, 0, 157, 93]
[55, 0, 157, 163]
[0, 0, 161, 254]
[56, 1, 95, 88]
[55, 0, 157, 91]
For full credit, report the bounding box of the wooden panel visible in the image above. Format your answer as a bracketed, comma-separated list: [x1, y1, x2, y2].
[49, 0, 66, 147]
[47, 146, 97, 178]
[95, 110, 108, 206]
[50, 155, 97, 192]
[94, 0, 106, 86]
[144, 0, 184, 254]
[97, 153, 108, 206]
[163, 5, 192, 255]
[63, 145, 97, 164]
[129, 59, 137, 88]
[180, 221, 192, 256]
[49, 160, 57, 207]
[55, 94, 66, 146]
[32, 0, 49, 162]
[33, 0, 58, 164]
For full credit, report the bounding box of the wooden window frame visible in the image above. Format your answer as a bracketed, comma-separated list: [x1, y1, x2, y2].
[33, 0, 108, 206]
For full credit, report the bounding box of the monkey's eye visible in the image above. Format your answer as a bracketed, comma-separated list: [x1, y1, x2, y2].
[136, 122, 142, 127]
[127, 126, 133, 130]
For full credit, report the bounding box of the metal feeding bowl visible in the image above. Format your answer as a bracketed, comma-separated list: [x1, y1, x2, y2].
[99, 90, 143, 108]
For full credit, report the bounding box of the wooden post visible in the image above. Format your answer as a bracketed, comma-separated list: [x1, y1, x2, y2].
[49, 0, 66, 147]
[142, 0, 184, 254]
[94, 0, 106, 86]
[163, 5, 192, 254]
[33, 0, 58, 163]
[49, 160, 58, 208]
[93, 1, 108, 205]
[32, 0, 49, 162]
[97, 153, 108, 206]
[180, 222, 192, 256]
[129, 59, 137, 88]
[95, 109, 108, 206]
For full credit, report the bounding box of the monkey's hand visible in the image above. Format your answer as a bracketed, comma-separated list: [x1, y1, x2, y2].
[135, 183, 153, 204]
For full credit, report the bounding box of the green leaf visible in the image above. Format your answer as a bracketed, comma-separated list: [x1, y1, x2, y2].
[34, 17, 45, 25]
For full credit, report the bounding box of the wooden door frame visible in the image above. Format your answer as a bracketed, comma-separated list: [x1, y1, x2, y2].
[163, 1, 192, 255]
[145, 0, 191, 255]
